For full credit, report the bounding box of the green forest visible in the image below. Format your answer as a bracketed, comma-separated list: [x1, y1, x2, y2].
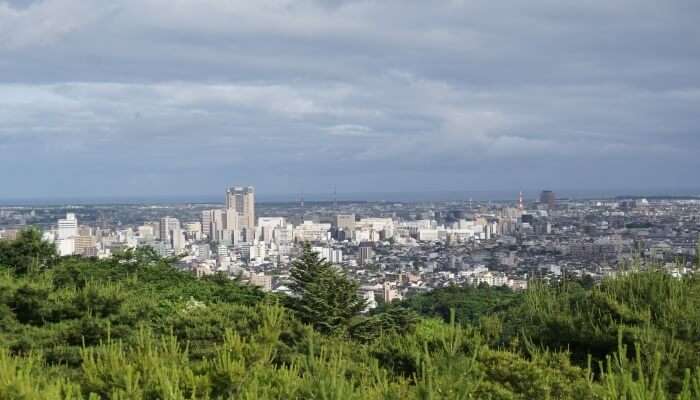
[1, 228, 699, 399]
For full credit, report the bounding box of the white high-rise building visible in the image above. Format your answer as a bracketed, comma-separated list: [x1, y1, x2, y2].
[57, 213, 78, 240]
[55, 213, 79, 256]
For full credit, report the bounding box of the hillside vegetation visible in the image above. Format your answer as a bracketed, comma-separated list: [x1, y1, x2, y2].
[0, 228, 699, 399]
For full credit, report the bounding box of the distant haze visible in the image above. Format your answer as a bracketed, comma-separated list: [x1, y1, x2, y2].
[1, 0, 699, 199]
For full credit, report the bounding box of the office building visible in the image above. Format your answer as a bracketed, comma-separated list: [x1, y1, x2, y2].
[159, 217, 183, 251]
[225, 186, 255, 235]
[359, 245, 374, 266]
[201, 210, 214, 239]
[57, 213, 78, 240]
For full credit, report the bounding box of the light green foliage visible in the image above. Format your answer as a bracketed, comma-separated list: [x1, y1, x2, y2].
[507, 270, 700, 395]
[0, 232, 699, 399]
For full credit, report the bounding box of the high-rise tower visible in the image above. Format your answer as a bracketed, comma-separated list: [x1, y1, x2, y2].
[225, 186, 255, 235]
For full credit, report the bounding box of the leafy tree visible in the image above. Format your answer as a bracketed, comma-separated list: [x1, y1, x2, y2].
[0, 228, 58, 275]
[287, 244, 366, 334]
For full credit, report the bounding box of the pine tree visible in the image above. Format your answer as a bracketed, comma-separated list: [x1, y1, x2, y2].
[0, 228, 58, 274]
[288, 243, 366, 334]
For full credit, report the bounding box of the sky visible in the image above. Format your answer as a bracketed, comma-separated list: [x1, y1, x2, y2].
[1, 0, 699, 201]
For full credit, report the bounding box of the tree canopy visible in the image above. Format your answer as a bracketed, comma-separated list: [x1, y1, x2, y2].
[0, 228, 57, 274]
[0, 229, 699, 399]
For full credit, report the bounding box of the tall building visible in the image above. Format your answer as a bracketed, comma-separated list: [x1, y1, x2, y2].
[359, 244, 374, 266]
[206, 208, 239, 244]
[201, 210, 214, 239]
[226, 186, 255, 237]
[540, 190, 556, 209]
[159, 217, 180, 248]
[170, 227, 185, 253]
[57, 213, 78, 240]
[211, 209, 226, 241]
[55, 213, 79, 256]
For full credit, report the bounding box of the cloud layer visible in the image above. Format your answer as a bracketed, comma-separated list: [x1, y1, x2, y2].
[1, 0, 699, 199]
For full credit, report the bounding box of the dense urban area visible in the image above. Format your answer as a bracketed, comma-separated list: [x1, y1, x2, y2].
[2, 186, 698, 309]
[2, 188, 700, 399]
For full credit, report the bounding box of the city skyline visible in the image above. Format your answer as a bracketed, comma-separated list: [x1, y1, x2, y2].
[2, 185, 700, 207]
[1, 1, 699, 198]
[1, 2, 698, 397]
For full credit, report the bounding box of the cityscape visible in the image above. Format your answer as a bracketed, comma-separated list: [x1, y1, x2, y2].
[1, 0, 699, 397]
[2, 185, 698, 310]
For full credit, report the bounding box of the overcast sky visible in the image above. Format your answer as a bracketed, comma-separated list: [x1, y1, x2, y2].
[1, 0, 699, 200]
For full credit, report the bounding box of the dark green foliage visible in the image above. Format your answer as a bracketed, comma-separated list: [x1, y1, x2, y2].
[287, 244, 366, 334]
[398, 283, 521, 325]
[0, 228, 58, 274]
[349, 307, 420, 342]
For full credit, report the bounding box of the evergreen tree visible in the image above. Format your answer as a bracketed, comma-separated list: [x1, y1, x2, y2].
[0, 228, 58, 274]
[288, 243, 366, 334]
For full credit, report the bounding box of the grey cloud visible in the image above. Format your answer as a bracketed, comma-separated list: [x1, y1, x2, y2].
[0, 0, 698, 198]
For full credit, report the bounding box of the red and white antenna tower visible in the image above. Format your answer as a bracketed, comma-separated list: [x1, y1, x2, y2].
[518, 191, 524, 211]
